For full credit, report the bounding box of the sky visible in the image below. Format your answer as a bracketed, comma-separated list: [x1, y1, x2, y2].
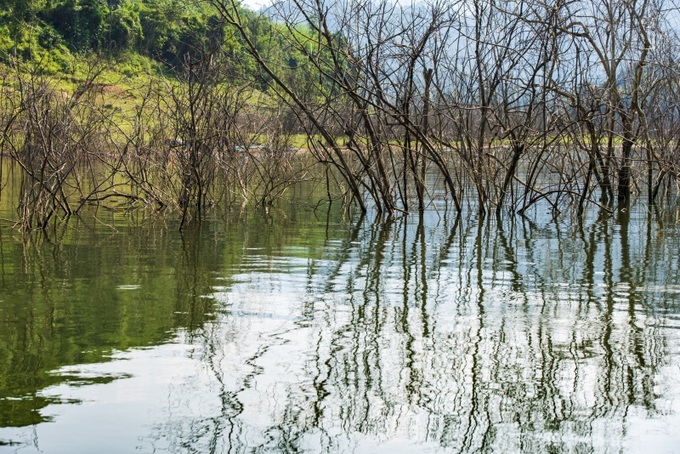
[240, 0, 271, 11]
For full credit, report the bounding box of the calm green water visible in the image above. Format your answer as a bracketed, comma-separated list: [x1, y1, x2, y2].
[1, 202, 680, 453]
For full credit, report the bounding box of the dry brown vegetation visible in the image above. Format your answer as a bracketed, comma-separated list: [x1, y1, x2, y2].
[2, 0, 680, 232]
[212, 0, 680, 216]
[0, 55, 312, 231]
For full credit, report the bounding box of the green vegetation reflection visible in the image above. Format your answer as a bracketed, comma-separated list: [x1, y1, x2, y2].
[0, 203, 349, 427]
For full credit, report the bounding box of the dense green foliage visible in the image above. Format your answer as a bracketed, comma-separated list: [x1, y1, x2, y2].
[0, 0, 281, 79]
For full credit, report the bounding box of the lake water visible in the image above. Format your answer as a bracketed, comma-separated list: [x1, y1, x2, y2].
[1, 201, 680, 453]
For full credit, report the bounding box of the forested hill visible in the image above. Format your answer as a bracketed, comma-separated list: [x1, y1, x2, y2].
[0, 0, 267, 75]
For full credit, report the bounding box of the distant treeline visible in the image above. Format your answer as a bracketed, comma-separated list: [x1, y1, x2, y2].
[0, 0, 300, 85]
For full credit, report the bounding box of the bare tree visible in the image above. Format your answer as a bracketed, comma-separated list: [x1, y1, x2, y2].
[558, 0, 659, 206]
[5, 0, 679, 230]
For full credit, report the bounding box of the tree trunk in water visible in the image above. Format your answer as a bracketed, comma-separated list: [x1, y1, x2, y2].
[617, 138, 633, 206]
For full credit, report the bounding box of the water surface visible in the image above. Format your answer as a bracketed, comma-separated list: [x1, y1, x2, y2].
[1, 203, 680, 453]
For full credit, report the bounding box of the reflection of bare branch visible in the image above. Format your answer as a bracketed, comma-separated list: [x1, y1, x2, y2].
[197, 209, 669, 450]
